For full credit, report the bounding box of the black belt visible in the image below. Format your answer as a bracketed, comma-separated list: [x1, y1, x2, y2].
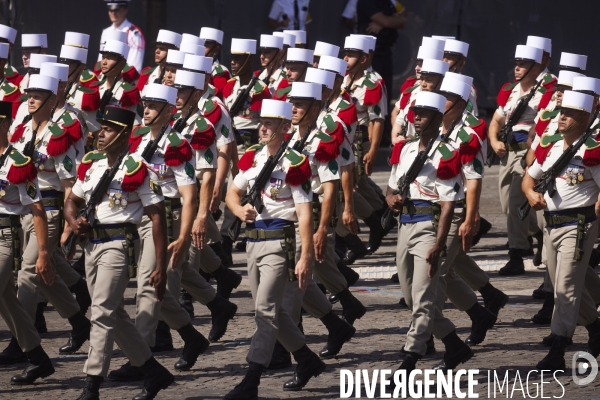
[89, 223, 138, 278]
[543, 207, 596, 228]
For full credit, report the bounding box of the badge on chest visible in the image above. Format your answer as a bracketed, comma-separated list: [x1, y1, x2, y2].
[151, 163, 169, 180]
[565, 164, 585, 186]
[269, 178, 283, 199]
[33, 151, 48, 171]
[0, 179, 8, 198]
[108, 189, 128, 209]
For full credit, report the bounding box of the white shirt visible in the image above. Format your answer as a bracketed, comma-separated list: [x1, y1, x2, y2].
[496, 81, 544, 134]
[344, 73, 384, 126]
[100, 18, 145, 72]
[0, 148, 41, 215]
[269, 0, 310, 31]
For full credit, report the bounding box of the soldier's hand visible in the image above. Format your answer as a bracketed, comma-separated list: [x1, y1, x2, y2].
[295, 258, 312, 290]
[426, 246, 442, 279]
[458, 219, 476, 253]
[149, 268, 167, 302]
[74, 217, 90, 236]
[491, 140, 507, 158]
[168, 237, 189, 269]
[314, 227, 328, 263]
[363, 152, 374, 176]
[526, 190, 547, 210]
[191, 216, 207, 249]
[239, 204, 257, 224]
[35, 252, 54, 286]
[210, 187, 221, 214]
[343, 209, 358, 235]
[386, 193, 403, 211]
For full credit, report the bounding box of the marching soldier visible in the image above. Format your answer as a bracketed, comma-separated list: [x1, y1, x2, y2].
[0, 100, 55, 384]
[271, 31, 297, 93]
[386, 91, 472, 374]
[225, 99, 325, 399]
[312, 41, 339, 67]
[64, 106, 173, 399]
[283, 29, 307, 49]
[524, 90, 600, 371]
[0, 43, 25, 118]
[442, 38, 479, 116]
[526, 35, 557, 89]
[94, 30, 140, 85]
[19, 34, 48, 91]
[257, 34, 286, 96]
[200, 27, 230, 99]
[12, 54, 56, 125]
[0, 24, 24, 87]
[136, 30, 182, 90]
[272, 47, 314, 101]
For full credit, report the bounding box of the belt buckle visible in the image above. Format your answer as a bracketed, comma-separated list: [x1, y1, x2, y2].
[258, 230, 266, 240]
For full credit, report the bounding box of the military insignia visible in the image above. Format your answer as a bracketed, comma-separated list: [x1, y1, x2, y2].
[184, 162, 195, 179]
[269, 177, 283, 199]
[26, 181, 36, 199]
[33, 151, 48, 171]
[328, 159, 338, 174]
[302, 181, 310, 194]
[63, 155, 73, 172]
[473, 158, 483, 175]
[0, 179, 8, 198]
[221, 125, 229, 137]
[565, 164, 585, 185]
[342, 148, 350, 160]
[151, 163, 168, 180]
[205, 148, 214, 163]
[108, 189, 128, 209]
[149, 179, 162, 195]
[453, 182, 460, 192]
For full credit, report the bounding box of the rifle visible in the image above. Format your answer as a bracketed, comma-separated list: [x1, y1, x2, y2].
[99, 74, 122, 115]
[487, 78, 544, 167]
[381, 118, 457, 230]
[517, 109, 600, 220]
[228, 66, 266, 117]
[62, 144, 132, 257]
[154, 65, 166, 84]
[172, 104, 197, 134]
[141, 120, 171, 162]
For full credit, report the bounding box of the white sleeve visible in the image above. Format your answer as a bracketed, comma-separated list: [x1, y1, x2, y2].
[233, 172, 248, 191]
[436, 175, 464, 202]
[528, 160, 543, 180]
[127, 28, 145, 72]
[55, 146, 78, 180]
[72, 177, 85, 198]
[172, 160, 197, 188]
[317, 159, 340, 184]
[342, 0, 358, 18]
[137, 175, 163, 207]
[388, 164, 398, 188]
[17, 177, 40, 205]
[269, 1, 284, 20]
[291, 183, 312, 204]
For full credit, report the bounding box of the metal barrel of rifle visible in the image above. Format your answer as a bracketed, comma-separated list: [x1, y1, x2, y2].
[517, 200, 531, 221]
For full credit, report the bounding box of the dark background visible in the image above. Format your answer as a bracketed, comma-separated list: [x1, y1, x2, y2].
[2, 0, 598, 115]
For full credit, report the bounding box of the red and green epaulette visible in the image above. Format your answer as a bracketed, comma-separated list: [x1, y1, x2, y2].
[121, 64, 139, 84]
[121, 155, 148, 192]
[213, 64, 230, 78]
[534, 133, 561, 164]
[456, 127, 481, 164]
[202, 99, 222, 126]
[77, 85, 101, 111]
[535, 108, 560, 137]
[77, 151, 107, 181]
[334, 98, 358, 128]
[388, 138, 417, 165]
[93, 61, 102, 77]
[273, 85, 291, 101]
[363, 76, 383, 106]
[314, 130, 340, 162]
[322, 114, 345, 146]
[497, 82, 517, 107]
[137, 65, 157, 91]
[4, 65, 23, 86]
[399, 84, 418, 110]
[9, 123, 26, 143]
[60, 111, 83, 143]
[542, 72, 557, 90]
[463, 112, 487, 140]
[237, 143, 265, 171]
[190, 117, 217, 150]
[284, 149, 311, 186]
[164, 131, 193, 166]
[437, 143, 461, 180]
[249, 81, 271, 112]
[583, 136, 600, 167]
[46, 121, 74, 157]
[211, 66, 231, 100]
[79, 69, 98, 88]
[128, 125, 150, 153]
[537, 86, 556, 111]
[7, 149, 36, 184]
[222, 77, 237, 100]
[275, 78, 289, 91]
[400, 76, 418, 93]
[119, 82, 141, 108]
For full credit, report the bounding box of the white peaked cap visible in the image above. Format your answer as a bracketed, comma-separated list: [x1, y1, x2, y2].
[180, 42, 205, 56]
[444, 39, 469, 57]
[261, 99, 293, 120]
[180, 33, 205, 48]
[417, 46, 443, 61]
[420, 59, 449, 76]
[305, 67, 335, 89]
[142, 83, 177, 105]
[102, 39, 129, 58]
[350, 34, 376, 51]
[439, 77, 471, 101]
[289, 82, 322, 100]
[40, 62, 69, 82]
[30, 54, 57, 69]
[557, 70, 585, 87]
[104, 30, 127, 43]
[156, 30, 182, 48]
[318, 55, 347, 76]
[22, 34, 47, 48]
[26, 74, 58, 94]
[200, 27, 224, 44]
[284, 30, 307, 44]
[64, 32, 90, 48]
[260, 34, 283, 50]
[314, 41, 339, 58]
[559, 52, 587, 71]
[572, 77, 600, 96]
[0, 24, 17, 44]
[515, 45, 542, 64]
[0, 43, 8, 59]
[60, 45, 88, 63]
[432, 35, 455, 41]
[183, 54, 212, 74]
[166, 49, 186, 66]
[231, 38, 256, 54]
[174, 69, 205, 90]
[444, 71, 473, 87]
[273, 32, 295, 48]
[562, 90, 592, 113]
[412, 91, 446, 113]
[344, 36, 369, 53]
[526, 35, 552, 56]
[421, 37, 445, 52]
[286, 48, 314, 64]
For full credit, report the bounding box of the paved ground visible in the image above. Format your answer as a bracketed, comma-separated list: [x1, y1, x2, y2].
[1, 155, 600, 399]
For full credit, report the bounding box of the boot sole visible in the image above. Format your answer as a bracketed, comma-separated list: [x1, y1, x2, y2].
[109, 373, 144, 382]
[147, 374, 175, 398]
[209, 303, 238, 343]
[283, 362, 326, 391]
[343, 306, 366, 325]
[531, 316, 551, 325]
[444, 347, 474, 370]
[11, 366, 55, 385]
[174, 338, 210, 371]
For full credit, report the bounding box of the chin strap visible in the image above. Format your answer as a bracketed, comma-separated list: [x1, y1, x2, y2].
[102, 125, 127, 151]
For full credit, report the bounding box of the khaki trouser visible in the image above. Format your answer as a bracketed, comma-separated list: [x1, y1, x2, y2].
[336, 193, 373, 237]
[546, 220, 599, 338]
[206, 212, 222, 244]
[246, 239, 305, 366]
[53, 251, 82, 287]
[19, 211, 80, 322]
[83, 238, 151, 377]
[498, 149, 538, 249]
[396, 220, 455, 355]
[0, 226, 41, 352]
[356, 175, 383, 211]
[168, 244, 217, 306]
[136, 211, 190, 347]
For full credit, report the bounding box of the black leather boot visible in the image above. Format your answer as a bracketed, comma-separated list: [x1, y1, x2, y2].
[498, 249, 525, 275]
[150, 321, 174, 352]
[10, 345, 55, 385]
[0, 336, 26, 364]
[34, 302, 47, 334]
[536, 335, 568, 371]
[542, 332, 573, 347]
[267, 340, 292, 370]
[532, 281, 546, 299]
[532, 292, 554, 324]
[59, 311, 91, 354]
[465, 302, 497, 345]
[224, 362, 262, 400]
[589, 245, 600, 268]
[434, 330, 474, 370]
[174, 323, 210, 371]
[210, 241, 233, 268]
[108, 361, 144, 382]
[179, 289, 194, 318]
[212, 265, 242, 299]
[342, 234, 368, 265]
[364, 212, 386, 255]
[335, 233, 347, 260]
[471, 217, 492, 247]
[337, 288, 366, 325]
[76, 375, 103, 400]
[69, 277, 92, 316]
[533, 230, 543, 266]
[398, 296, 408, 308]
[398, 351, 420, 373]
[221, 236, 234, 266]
[585, 318, 600, 357]
[479, 282, 509, 315]
[318, 311, 356, 359]
[133, 357, 174, 400]
[206, 294, 238, 342]
[283, 345, 326, 391]
[336, 260, 359, 287]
